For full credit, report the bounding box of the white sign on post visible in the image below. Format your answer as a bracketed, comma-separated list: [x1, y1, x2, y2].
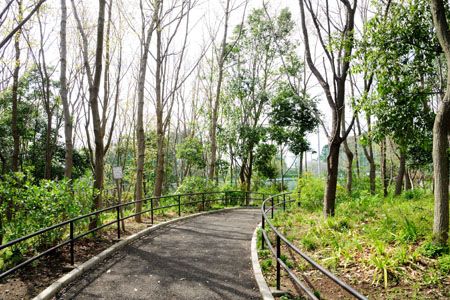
[112, 166, 123, 180]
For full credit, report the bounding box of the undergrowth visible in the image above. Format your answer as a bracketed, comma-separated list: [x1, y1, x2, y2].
[262, 179, 450, 298]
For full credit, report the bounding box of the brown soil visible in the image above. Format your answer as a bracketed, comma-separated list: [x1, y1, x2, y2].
[0, 211, 181, 300]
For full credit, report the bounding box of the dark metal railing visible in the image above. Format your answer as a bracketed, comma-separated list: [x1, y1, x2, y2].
[260, 192, 367, 300]
[0, 190, 265, 280]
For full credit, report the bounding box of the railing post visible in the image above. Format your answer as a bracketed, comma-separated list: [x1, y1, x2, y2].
[261, 204, 265, 251]
[276, 235, 281, 290]
[178, 195, 181, 216]
[271, 197, 274, 219]
[116, 206, 121, 239]
[283, 194, 286, 211]
[151, 198, 154, 224]
[70, 220, 74, 265]
[262, 193, 265, 204]
[224, 191, 228, 206]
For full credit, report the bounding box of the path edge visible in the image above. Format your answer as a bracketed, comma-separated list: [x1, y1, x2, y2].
[251, 223, 275, 300]
[34, 207, 241, 300]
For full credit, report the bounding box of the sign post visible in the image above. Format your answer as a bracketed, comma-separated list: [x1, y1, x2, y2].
[112, 167, 125, 232]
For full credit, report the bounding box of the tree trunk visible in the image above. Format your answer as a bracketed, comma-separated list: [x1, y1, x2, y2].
[342, 113, 353, 194]
[395, 151, 406, 196]
[245, 151, 254, 204]
[432, 100, 450, 244]
[135, 1, 159, 222]
[280, 145, 284, 191]
[44, 111, 52, 179]
[60, 0, 73, 179]
[88, 0, 107, 230]
[11, 0, 22, 172]
[304, 151, 307, 172]
[208, 0, 230, 181]
[324, 142, 340, 216]
[353, 125, 360, 178]
[380, 138, 388, 197]
[229, 144, 234, 185]
[430, 0, 450, 245]
[153, 24, 164, 201]
[343, 140, 353, 194]
[369, 159, 376, 194]
[357, 115, 375, 194]
[298, 152, 303, 177]
[404, 169, 412, 191]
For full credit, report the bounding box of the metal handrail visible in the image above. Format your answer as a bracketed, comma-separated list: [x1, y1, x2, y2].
[0, 190, 265, 280]
[260, 192, 367, 300]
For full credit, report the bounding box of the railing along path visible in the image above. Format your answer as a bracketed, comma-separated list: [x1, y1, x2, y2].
[260, 192, 368, 300]
[0, 190, 264, 280]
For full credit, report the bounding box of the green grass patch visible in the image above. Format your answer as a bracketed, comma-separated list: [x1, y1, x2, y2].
[260, 187, 450, 298]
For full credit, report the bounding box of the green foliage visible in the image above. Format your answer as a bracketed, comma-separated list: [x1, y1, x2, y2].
[356, 0, 437, 167]
[176, 137, 206, 170]
[269, 83, 319, 158]
[438, 255, 450, 275]
[254, 143, 277, 179]
[420, 241, 449, 258]
[294, 173, 324, 211]
[0, 172, 95, 269]
[176, 176, 216, 195]
[268, 186, 448, 296]
[221, 7, 302, 190]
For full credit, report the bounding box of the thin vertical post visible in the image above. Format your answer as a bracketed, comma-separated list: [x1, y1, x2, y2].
[70, 220, 74, 265]
[262, 194, 265, 204]
[116, 206, 121, 239]
[151, 198, 154, 224]
[271, 197, 274, 219]
[283, 194, 286, 211]
[276, 235, 281, 290]
[261, 203, 265, 250]
[178, 195, 181, 216]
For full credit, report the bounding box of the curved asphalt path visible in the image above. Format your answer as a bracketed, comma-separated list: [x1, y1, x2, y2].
[57, 209, 262, 300]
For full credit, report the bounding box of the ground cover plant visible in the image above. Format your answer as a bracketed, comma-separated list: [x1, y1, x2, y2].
[259, 177, 450, 299]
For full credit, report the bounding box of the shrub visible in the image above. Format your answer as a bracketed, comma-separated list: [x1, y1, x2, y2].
[0, 172, 95, 270]
[176, 176, 217, 209]
[438, 255, 450, 275]
[294, 173, 325, 211]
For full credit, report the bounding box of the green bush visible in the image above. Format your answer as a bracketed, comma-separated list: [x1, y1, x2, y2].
[294, 173, 325, 211]
[176, 176, 218, 209]
[438, 254, 450, 275]
[176, 176, 216, 194]
[0, 172, 95, 270]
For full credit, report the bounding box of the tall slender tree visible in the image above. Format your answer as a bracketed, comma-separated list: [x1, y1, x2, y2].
[135, 0, 160, 222]
[72, 0, 107, 228]
[430, 0, 450, 245]
[298, 0, 357, 216]
[208, 0, 231, 181]
[60, 0, 73, 178]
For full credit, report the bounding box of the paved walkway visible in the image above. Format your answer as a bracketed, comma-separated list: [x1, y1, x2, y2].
[57, 209, 262, 300]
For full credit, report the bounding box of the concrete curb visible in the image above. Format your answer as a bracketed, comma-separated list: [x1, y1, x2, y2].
[251, 223, 275, 300]
[33, 207, 242, 300]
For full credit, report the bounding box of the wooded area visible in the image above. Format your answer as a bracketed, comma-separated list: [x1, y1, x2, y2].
[0, 0, 449, 297]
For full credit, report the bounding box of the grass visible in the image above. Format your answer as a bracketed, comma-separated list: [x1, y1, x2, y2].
[261, 188, 450, 299]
